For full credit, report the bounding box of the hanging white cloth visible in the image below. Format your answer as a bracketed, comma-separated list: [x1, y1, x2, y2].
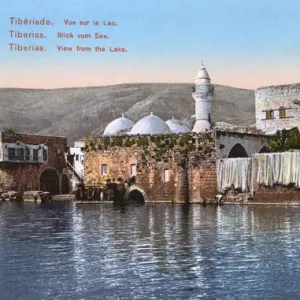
[254, 152, 300, 188]
[217, 158, 252, 192]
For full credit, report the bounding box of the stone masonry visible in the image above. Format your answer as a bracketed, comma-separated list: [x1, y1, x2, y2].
[84, 132, 217, 203]
[0, 132, 68, 193]
[256, 83, 300, 133]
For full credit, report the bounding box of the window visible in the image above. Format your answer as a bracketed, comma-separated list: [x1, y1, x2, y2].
[101, 164, 108, 176]
[279, 106, 286, 119]
[33, 149, 38, 161]
[130, 164, 137, 176]
[25, 147, 30, 161]
[43, 149, 48, 161]
[75, 154, 79, 161]
[17, 148, 24, 161]
[164, 169, 169, 183]
[8, 148, 16, 160]
[266, 110, 274, 120]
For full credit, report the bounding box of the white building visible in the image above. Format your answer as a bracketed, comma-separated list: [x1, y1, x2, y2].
[255, 83, 300, 134]
[69, 140, 84, 188]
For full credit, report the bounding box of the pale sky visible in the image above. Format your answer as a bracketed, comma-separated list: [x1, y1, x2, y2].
[1, 0, 300, 89]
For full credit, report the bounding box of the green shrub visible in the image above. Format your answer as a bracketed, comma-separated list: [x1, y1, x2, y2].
[268, 130, 300, 152]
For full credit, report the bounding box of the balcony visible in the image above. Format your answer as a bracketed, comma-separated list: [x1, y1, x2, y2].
[0, 143, 48, 164]
[0, 153, 47, 163]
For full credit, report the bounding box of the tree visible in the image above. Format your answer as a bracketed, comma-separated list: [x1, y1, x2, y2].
[268, 129, 300, 152]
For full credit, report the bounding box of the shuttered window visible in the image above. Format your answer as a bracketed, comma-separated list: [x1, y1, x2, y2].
[279, 107, 286, 119]
[266, 110, 274, 120]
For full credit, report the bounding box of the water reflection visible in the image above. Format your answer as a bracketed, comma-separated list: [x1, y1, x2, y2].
[0, 202, 300, 299]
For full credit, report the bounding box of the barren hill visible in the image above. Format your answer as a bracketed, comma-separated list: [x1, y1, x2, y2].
[0, 83, 255, 144]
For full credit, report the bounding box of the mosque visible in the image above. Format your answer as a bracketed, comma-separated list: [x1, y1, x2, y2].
[82, 64, 275, 203]
[78, 62, 300, 204]
[102, 63, 213, 136]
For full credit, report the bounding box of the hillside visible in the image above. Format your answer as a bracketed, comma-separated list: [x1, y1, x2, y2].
[0, 83, 255, 144]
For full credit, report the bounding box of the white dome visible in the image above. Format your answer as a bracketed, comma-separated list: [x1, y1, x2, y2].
[129, 113, 172, 135]
[103, 115, 134, 136]
[196, 66, 210, 80]
[166, 118, 191, 133]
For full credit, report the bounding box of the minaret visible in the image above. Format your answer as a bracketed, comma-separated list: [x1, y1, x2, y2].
[192, 62, 214, 132]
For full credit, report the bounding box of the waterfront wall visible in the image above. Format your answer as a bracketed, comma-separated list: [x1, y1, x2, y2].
[218, 152, 300, 203]
[84, 133, 217, 203]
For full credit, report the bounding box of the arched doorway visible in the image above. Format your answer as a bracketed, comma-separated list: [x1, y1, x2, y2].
[61, 174, 70, 194]
[40, 169, 60, 195]
[127, 190, 145, 203]
[259, 146, 269, 153]
[124, 185, 146, 203]
[228, 143, 248, 158]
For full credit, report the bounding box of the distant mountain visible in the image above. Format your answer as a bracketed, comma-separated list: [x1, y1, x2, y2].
[0, 83, 255, 144]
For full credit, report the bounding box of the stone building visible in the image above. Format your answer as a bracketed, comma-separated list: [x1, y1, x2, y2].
[84, 133, 217, 203]
[84, 128, 270, 203]
[256, 83, 300, 134]
[83, 65, 271, 203]
[0, 132, 69, 194]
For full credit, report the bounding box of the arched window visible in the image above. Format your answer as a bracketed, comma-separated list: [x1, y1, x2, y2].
[228, 143, 248, 158]
[279, 106, 286, 119]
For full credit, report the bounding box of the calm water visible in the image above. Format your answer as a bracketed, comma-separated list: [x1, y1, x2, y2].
[1, 202, 300, 300]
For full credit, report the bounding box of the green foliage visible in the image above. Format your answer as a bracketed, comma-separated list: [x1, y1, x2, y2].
[111, 137, 123, 147]
[124, 138, 135, 147]
[103, 137, 110, 147]
[179, 135, 192, 146]
[268, 130, 300, 152]
[137, 137, 149, 147]
[151, 136, 163, 148]
[88, 141, 97, 151]
[169, 137, 177, 149]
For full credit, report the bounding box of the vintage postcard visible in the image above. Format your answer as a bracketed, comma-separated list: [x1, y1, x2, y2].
[1, 0, 300, 299]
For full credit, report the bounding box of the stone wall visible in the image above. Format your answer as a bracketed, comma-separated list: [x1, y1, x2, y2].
[84, 132, 217, 203]
[256, 83, 300, 133]
[0, 132, 68, 193]
[252, 186, 300, 203]
[220, 152, 300, 203]
[216, 130, 270, 159]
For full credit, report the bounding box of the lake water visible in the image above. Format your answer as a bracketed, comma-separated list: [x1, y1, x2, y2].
[1, 202, 300, 300]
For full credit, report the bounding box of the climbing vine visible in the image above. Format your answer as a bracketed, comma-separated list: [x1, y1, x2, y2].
[84, 133, 215, 169]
